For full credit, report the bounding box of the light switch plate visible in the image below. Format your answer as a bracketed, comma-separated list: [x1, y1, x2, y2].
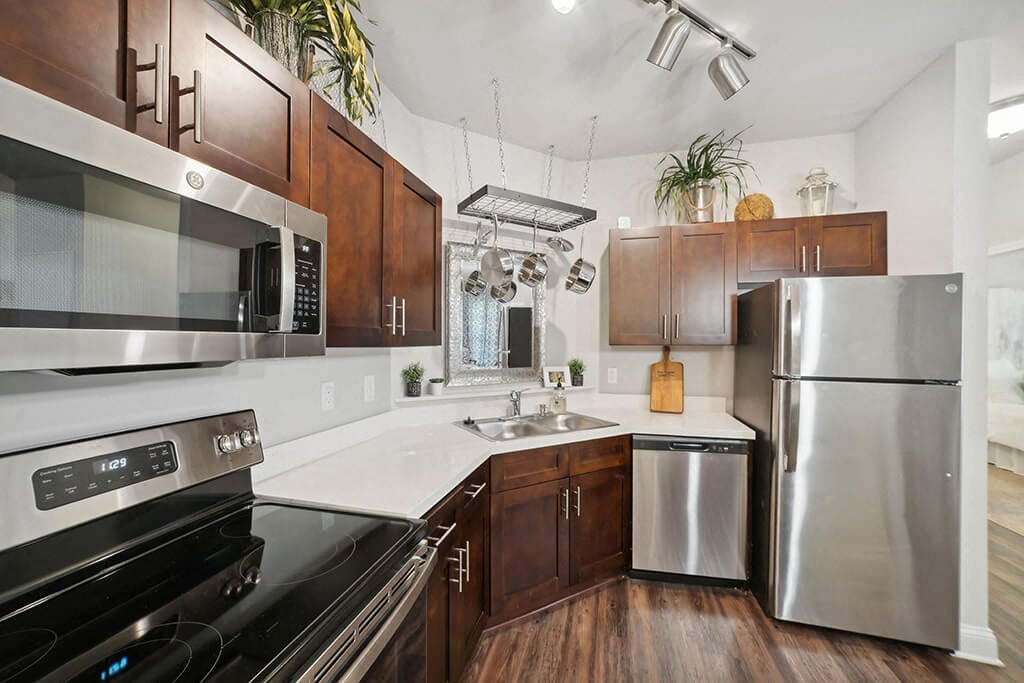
[320, 381, 335, 411]
[607, 367, 618, 384]
[363, 376, 375, 403]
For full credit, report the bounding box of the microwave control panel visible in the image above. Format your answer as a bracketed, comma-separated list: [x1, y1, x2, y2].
[32, 442, 179, 510]
[293, 235, 322, 334]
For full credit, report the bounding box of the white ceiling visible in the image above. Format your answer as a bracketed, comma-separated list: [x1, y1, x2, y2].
[361, 0, 1023, 161]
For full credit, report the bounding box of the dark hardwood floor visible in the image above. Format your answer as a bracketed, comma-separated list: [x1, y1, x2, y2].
[465, 522, 1023, 682]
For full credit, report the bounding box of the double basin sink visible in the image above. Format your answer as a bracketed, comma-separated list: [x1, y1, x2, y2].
[456, 412, 619, 442]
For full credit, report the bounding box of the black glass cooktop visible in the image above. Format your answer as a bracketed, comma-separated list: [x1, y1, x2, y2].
[0, 501, 422, 683]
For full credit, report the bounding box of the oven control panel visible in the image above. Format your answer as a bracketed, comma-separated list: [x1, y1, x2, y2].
[292, 235, 321, 334]
[32, 442, 178, 510]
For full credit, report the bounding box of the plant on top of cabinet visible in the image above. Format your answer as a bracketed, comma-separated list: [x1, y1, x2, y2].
[402, 362, 424, 397]
[216, 0, 380, 122]
[654, 129, 755, 223]
[568, 358, 585, 387]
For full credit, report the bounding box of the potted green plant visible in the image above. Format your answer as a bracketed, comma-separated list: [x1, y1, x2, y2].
[217, 0, 380, 123]
[568, 358, 585, 387]
[654, 129, 754, 223]
[401, 362, 424, 397]
[427, 377, 445, 396]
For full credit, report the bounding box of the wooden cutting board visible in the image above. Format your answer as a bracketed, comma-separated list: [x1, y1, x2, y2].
[650, 346, 684, 413]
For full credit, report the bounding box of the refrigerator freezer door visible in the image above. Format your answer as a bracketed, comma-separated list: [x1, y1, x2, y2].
[770, 378, 960, 649]
[773, 274, 963, 382]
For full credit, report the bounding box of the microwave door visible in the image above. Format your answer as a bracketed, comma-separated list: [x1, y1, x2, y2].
[250, 227, 295, 334]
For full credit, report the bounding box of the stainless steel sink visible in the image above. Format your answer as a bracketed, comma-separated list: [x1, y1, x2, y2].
[456, 412, 618, 442]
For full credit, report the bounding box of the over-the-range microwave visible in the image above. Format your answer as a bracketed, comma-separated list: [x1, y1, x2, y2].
[0, 76, 326, 373]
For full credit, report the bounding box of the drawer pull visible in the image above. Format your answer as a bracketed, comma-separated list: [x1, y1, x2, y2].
[464, 482, 487, 500]
[426, 522, 456, 547]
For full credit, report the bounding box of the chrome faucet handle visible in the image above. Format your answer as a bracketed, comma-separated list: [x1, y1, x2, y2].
[510, 390, 522, 400]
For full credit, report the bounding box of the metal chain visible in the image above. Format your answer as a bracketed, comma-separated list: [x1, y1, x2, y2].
[580, 115, 598, 206]
[460, 117, 474, 189]
[544, 145, 555, 198]
[492, 79, 508, 189]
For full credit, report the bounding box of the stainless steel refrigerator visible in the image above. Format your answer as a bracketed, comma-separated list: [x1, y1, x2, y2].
[734, 274, 963, 650]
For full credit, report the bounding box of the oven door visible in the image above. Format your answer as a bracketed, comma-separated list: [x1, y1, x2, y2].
[0, 76, 325, 373]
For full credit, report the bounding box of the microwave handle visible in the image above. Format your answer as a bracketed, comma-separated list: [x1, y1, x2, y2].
[273, 226, 296, 334]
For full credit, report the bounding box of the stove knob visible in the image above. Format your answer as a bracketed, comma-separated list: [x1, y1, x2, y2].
[222, 580, 243, 598]
[217, 434, 240, 454]
[243, 567, 262, 585]
[238, 428, 260, 448]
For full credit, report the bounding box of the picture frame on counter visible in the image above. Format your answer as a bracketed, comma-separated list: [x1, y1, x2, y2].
[542, 366, 570, 388]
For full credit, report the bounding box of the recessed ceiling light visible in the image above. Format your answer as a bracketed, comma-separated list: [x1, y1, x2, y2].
[552, 0, 575, 14]
[989, 96, 1024, 140]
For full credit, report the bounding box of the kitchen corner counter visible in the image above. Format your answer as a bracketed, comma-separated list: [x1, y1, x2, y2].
[254, 394, 754, 520]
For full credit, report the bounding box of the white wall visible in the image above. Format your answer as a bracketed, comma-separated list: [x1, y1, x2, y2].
[989, 151, 1024, 249]
[855, 42, 997, 663]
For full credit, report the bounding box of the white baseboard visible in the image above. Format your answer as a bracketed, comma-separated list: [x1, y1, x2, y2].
[953, 624, 1003, 666]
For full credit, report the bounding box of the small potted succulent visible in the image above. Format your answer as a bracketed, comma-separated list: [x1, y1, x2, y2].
[568, 358, 585, 387]
[401, 362, 424, 397]
[427, 377, 445, 396]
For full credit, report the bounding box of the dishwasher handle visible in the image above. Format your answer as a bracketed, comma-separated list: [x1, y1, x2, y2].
[632, 435, 749, 455]
[667, 442, 709, 452]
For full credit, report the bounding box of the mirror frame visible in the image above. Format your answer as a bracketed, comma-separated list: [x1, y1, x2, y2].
[445, 242, 546, 387]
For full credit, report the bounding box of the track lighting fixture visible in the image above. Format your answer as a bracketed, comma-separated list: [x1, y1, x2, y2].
[642, 0, 755, 100]
[646, 7, 691, 71]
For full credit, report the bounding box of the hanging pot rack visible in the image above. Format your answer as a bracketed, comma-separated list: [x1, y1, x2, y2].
[457, 80, 598, 233]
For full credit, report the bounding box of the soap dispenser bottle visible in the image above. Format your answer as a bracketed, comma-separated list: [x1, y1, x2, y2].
[550, 381, 568, 415]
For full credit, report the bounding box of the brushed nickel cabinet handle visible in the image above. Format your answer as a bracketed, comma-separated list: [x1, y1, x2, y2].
[574, 485, 581, 517]
[176, 70, 202, 143]
[674, 313, 680, 340]
[426, 522, 456, 547]
[662, 314, 668, 341]
[154, 44, 165, 124]
[448, 549, 463, 593]
[400, 297, 406, 336]
[384, 296, 396, 334]
[463, 540, 470, 584]
[800, 245, 807, 273]
[562, 488, 569, 520]
[815, 245, 822, 273]
[464, 482, 487, 499]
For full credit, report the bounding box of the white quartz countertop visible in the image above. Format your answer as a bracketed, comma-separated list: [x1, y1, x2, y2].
[255, 394, 754, 520]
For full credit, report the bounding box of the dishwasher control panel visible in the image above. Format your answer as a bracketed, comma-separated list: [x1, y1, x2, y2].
[631, 436, 750, 454]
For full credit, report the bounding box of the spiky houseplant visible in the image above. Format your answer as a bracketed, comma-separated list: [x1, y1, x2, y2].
[218, 0, 380, 123]
[654, 129, 755, 222]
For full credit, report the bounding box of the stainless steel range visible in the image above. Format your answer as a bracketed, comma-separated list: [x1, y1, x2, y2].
[0, 411, 436, 682]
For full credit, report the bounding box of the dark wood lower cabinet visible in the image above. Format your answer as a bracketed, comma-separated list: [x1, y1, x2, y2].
[569, 466, 630, 585]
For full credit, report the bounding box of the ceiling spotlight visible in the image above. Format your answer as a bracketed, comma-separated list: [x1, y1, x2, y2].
[708, 47, 750, 100]
[647, 7, 691, 71]
[988, 95, 1024, 139]
[551, 0, 575, 13]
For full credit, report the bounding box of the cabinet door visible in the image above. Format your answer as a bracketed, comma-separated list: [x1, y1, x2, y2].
[386, 163, 442, 347]
[449, 484, 489, 682]
[169, 0, 310, 204]
[0, 0, 170, 146]
[423, 488, 461, 683]
[814, 212, 888, 276]
[490, 479, 570, 621]
[570, 466, 630, 585]
[310, 95, 390, 347]
[609, 228, 673, 345]
[737, 218, 814, 283]
[671, 224, 737, 344]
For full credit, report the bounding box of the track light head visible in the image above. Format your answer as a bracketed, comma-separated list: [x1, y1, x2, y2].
[708, 50, 749, 100]
[646, 8, 691, 71]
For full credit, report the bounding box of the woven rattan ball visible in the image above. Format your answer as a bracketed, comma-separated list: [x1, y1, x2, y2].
[734, 193, 775, 221]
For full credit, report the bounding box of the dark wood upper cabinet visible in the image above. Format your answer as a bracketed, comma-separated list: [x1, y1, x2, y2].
[311, 95, 389, 347]
[490, 479, 570, 621]
[817, 212, 888, 276]
[737, 212, 887, 283]
[0, 0, 171, 146]
[671, 223, 737, 345]
[569, 466, 630, 585]
[169, 0, 310, 205]
[608, 228, 673, 345]
[387, 163, 442, 347]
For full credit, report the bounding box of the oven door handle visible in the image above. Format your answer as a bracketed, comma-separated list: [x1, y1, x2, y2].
[306, 545, 436, 683]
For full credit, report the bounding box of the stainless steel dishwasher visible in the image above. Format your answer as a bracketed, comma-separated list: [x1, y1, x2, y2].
[632, 435, 750, 580]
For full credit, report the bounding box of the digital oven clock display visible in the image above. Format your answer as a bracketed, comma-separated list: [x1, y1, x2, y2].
[32, 442, 178, 510]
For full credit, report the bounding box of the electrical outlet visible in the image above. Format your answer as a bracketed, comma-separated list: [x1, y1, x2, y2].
[363, 376, 375, 403]
[320, 382, 335, 411]
[607, 367, 618, 384]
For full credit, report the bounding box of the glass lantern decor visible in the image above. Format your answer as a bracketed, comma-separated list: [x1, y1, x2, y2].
[797, 167, 838, 216]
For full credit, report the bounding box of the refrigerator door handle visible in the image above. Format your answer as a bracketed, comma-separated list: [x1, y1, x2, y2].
[784, 284, 802, 376]
[783, 381, 801, 472]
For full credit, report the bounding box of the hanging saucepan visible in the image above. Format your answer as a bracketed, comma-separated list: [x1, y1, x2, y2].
[491, 280, 517, 304]
[565, 230, 596, 294]
[481, 214, 514, 287]
[518, 219, 548, 288]
[462, 222, 489, 296]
